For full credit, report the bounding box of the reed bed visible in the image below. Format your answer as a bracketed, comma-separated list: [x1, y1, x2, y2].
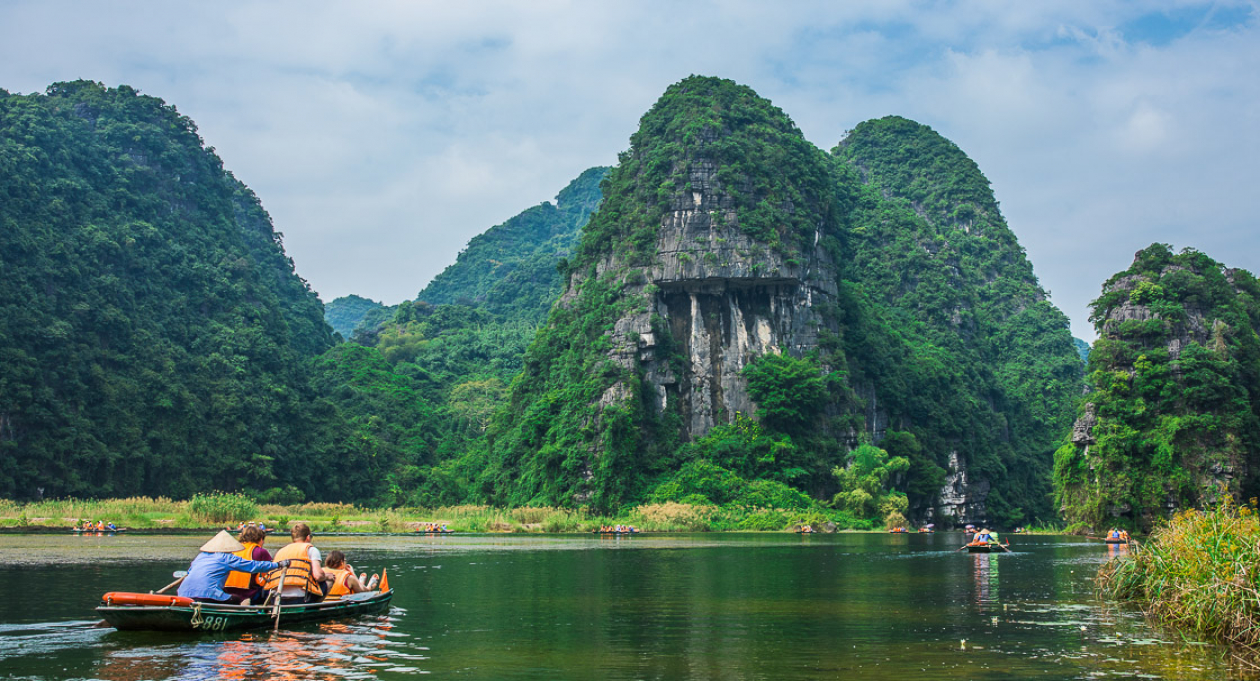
[1097, 500, 1260, 650]
[2, 497, 871, 533]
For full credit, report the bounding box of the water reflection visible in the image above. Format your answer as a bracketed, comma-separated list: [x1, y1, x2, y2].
[0, 534, 1250, 680]
[971, 553, 1000, 611]
[90, 614, 419, 681]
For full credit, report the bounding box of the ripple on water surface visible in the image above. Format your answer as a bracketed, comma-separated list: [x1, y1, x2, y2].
[0, 532, 1249, 680]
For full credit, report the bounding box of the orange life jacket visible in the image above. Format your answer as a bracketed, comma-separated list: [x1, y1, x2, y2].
[324, 568, 353, 601]
[262, 542, 322, 596]
[224, 542, 264, 590]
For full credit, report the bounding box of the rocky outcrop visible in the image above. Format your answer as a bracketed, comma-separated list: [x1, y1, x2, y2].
[929, 451, 991, 525]
[574, 161, 837, 438]
[1055, 244, 1260, 530]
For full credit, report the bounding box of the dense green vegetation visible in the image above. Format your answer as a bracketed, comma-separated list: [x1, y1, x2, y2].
[389, 77, 1081, 527]
[415, 167, 609, 324]
[833, 116, 1082, 525]
[1098, 501, 1260, 651]
[1055, 244, 1260, 530]
[3, 77, 1084, 530]
[324, 294, 384, 339]
[0, 81, 345, 500]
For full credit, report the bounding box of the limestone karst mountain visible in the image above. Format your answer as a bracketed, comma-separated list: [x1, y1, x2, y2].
[1055, 244, 1260, 531]
[468, 76, 1082, 525]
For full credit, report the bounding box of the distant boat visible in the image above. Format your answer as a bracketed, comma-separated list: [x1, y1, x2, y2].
[73, 527, 125, 534]
[964, 541, 1010, 553]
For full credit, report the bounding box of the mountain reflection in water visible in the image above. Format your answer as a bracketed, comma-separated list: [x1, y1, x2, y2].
[0, 532, 1247, 680]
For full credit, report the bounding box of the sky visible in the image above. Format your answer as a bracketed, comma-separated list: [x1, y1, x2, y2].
[1, 1, 1257, 341]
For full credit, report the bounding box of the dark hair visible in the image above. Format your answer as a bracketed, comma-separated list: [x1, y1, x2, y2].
[238, 525, 266, 544]
[291, 522, 311, 541]
[325, 550, 346, 569]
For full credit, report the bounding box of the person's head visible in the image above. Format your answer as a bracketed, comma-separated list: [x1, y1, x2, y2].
[325, 550, 346, 569]
[239, 525, 266, 544]
[291, 522, 312, 542]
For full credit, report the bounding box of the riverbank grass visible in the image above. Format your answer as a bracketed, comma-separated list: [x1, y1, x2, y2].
[0, 497, 866, 533]
[1098, 500, 1260, 650]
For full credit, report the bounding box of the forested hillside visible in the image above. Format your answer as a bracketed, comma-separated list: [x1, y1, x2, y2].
[2, 77, 1085, 527]
[0, 81, 343, 499]
[415, 167, 609, 324]
[398, 76, 1085, 526]
[834, 116, 1083, 524]
[1055, 244, 1260, 530]
[324, 294, 383, 339]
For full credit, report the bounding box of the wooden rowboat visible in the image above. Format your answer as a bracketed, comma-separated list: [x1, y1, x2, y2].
[965, 542, 1010, 553]
[97, 589, 393, 632]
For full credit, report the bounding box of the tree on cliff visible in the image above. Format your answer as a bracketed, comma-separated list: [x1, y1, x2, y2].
[1054, 244, 1260, 531]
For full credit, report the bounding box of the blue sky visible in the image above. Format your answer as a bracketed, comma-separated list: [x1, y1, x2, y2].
[1, 1, 1256, 341]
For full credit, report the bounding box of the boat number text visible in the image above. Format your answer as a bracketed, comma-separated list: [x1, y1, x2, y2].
[195, 615, 229, 631]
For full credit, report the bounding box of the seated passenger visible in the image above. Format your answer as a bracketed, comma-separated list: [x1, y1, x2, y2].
[224, 525, 272, 605]
[262, 523, 326, 605]
[322, 550, 380, 601]
[178, 530, 284, 604]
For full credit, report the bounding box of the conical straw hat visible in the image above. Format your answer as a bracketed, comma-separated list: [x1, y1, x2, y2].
[200, 530, 246, 553]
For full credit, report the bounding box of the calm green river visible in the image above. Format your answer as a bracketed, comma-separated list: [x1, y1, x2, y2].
[0, 532, 1244, 680]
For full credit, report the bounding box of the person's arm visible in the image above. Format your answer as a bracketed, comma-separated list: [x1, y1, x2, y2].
[219, 552, 280, 573]
[308, 547, 325, 582]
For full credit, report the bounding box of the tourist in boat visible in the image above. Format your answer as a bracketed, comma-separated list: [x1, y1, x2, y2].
[177, 530, 285, 604]
[263, 522, 326, 605]
[322, 551, 380, 601]
[224, 525, 272, 605]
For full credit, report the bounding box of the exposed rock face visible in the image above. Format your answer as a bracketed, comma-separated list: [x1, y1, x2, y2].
[931, 451, 991, 524]
[1056, 245, 1260, 530]
[574, 161, 837, 438]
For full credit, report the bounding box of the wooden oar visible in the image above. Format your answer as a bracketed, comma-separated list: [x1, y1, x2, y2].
[272, 564, 289, 633]
[154, 571, 187, 594]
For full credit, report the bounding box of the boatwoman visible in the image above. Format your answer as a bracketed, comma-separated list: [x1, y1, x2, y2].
[177, 530, 286, 604]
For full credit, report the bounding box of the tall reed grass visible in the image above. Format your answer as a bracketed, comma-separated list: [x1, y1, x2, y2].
[1098, 499, 1260, 650]
[1, 496, 871, 533]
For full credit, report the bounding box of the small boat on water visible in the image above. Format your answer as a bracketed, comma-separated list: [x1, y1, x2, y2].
[1103, 537, 1128, 545]
[965, 541, 1010, 553]
[73, 527, 125, 534]
[97, 589, 393, 632]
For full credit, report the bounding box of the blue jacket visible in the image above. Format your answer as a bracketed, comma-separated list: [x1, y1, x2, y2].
[177, 551, 280, 602]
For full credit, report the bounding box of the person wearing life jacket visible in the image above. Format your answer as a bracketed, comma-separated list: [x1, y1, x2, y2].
[263, 522, 326, 605]
[223, 525, 272, 604]
[322, 550, 380, 601]
[178, 530, 284, 604]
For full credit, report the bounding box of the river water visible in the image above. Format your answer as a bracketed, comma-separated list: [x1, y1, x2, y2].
[0, 532, 1244, 680]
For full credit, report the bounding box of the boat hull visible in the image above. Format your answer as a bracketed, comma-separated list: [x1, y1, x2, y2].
[966, 544, 1007, 553]
[1103, 538, 1128, 545]
[97, 590, 393, 632]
